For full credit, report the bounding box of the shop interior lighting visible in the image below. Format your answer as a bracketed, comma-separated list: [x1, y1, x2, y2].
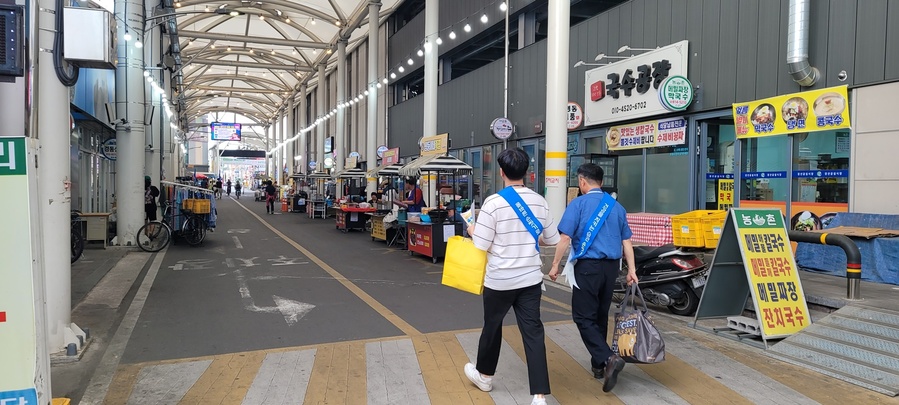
[617, 45, 656, 54]
[594, 53, 628, 62]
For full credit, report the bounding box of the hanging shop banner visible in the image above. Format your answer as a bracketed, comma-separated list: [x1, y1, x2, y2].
[420, 133, 448, 156]
[733, 209, 810, 338]
[0, 137, 39, 397]
[733, 85, 851, 139]
[383, 148, 399, 165]
[585, 40, 690, 125]
[606, 116, 687, 150]
[717, 179, 734, 211]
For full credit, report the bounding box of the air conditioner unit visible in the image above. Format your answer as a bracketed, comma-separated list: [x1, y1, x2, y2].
[0, 5, 25, 77]
[63, 7, 117, 70]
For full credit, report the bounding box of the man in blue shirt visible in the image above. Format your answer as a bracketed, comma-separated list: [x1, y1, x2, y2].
[549, 163, 637, 393]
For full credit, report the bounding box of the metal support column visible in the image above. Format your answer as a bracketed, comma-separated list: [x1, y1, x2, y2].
[299, 84, 307, 173]
[336, 39, 347, 175]
[544, 0, 570, 221]
[318, 63, 326, 173]
[115, 0, 147, 247]
[289, 98, 295, 174]
[366, 1, 381, 194]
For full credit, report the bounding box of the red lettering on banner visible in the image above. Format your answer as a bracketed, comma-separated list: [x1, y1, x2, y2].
[0, 311, 6, 322]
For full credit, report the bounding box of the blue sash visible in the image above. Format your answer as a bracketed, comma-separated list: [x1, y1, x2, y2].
[570, 191, 617, 261]
[498, 186, 543, 252]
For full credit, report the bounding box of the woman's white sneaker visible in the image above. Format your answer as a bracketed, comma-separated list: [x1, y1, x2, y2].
[463, 363, 493, 392]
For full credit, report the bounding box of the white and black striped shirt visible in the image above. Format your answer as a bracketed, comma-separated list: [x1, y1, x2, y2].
[472, 186, 561, 291]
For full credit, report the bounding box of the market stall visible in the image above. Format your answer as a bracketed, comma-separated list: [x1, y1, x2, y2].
[331, 167, 368, 230]
[398, 152, 472, 263]
[334, 204, 377, 232]
[367, 162, 404, 242]
[306, 171, 331, 218]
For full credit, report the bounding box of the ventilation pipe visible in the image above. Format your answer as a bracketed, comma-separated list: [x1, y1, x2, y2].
[787, 0, 819, 86]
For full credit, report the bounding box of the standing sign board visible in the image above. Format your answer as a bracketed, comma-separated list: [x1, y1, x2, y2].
[694, 209, 810, 344]
[0, 137, 40, 402]
[420, 133, 448, 156]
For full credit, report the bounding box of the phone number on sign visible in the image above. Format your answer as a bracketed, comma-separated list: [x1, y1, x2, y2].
[611, 102, 648, 114]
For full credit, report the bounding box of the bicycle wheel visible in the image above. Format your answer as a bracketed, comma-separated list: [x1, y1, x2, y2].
[137, 222, 171, 252]
[182, 215, 207, 246]
[71, 228, 85, 263]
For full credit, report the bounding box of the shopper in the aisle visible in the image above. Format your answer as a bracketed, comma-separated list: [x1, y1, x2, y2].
[264, 180, 277, 214]
[549, 163, 638, 393]
[464, 147, 561, 405]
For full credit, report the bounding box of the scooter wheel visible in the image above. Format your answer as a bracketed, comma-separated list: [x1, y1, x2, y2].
[667, 286, 699, 316]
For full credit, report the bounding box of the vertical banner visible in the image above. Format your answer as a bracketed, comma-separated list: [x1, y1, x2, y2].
[717, 179, 734, 210]
[0, 137, 39, 397]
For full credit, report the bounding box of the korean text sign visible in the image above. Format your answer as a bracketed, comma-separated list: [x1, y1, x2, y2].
[732, 85, 850, 139]
[733, 209, 810, 338]
[606, 117, 686, 151]
[420, 133, 448, 156]
[383, 148, 399, 165]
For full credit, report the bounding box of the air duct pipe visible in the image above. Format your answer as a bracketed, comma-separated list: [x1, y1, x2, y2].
[787, 0, 819, 87]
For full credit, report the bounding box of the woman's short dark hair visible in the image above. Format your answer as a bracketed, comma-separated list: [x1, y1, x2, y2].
[405, 177, 416, 185]
[497, 148, 530, 181]
[577, 163, 605, 184]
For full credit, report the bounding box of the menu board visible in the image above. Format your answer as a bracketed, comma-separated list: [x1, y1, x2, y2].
[733, 85, 851, 139]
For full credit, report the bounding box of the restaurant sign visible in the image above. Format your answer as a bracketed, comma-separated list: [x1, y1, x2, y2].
[420, 133, 448, 156]
[585, 40, 689, 125]
[732, 85, 850, 139]
[383, 148, 399, 165]
[606, 116, 687, 151]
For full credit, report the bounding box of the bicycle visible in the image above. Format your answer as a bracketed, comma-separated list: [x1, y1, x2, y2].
[71, 210, 85, 263]
[137, 204, 173, 252]
[180, 208, 208, 246]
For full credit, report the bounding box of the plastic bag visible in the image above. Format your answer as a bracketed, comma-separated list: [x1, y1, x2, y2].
[441, 236, 487, 295]
[610, 284, 666, 364]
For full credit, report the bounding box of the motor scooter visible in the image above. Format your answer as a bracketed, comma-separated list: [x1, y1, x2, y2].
[614, 244, 707, 316]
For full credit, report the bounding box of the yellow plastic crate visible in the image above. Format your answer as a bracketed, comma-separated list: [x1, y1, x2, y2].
[671, 210, 722, 248]
[701, 211, 729, 249]
[182, 198, 211, 214]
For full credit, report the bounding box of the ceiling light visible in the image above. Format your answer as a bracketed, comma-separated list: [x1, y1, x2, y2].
[285, 17, 290, 23]
[175, 2, 181, 7]
[291, 50, 296, 55]
[135, 40, 143, 48]
[449, 31, 456, 40]
[249, 49, 254, 54]
[382, 78, 388, 84]
[271, 50, 276, 55]
[123, 31, 132, 41]
[364, 90, 369, 95]
[398, 66, 405, 73]
[188, 40, 193, 46]
[312, 49, 318, 54]
[500, 2, 507, 11]
[335, 20, 341, 26]
[407, 58, 414, 65]
[230, 11, 239, 16]
[146, 76, 153, 82]
[435, 37, 442, 45]
[480, 14, 488, 23]
[326, 48, 332, 54]
[423, 41, 432, 53]
[205, 5, 210, 11]
[211, 44, 216, 49]
[259, 15, 264, 20]
[227, 46, 232, 51]
[390, 72, 396, 79]
[143, 70, 150, 77]
[417, 49, 423, 57]
[310, 17, 315, 25]
[464, 23, 471, 32]
[376, 82, 382, 88]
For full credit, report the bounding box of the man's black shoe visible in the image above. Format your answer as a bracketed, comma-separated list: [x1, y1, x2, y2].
[602, 355, 625, 392]
[592, 367, 604, 380]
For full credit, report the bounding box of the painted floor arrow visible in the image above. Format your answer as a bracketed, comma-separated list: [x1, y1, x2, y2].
[227, 258, 315, 326]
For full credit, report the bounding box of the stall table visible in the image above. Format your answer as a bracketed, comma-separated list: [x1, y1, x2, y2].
[407, 221, 463, 263]
[335, 206, 376, 232]
[307, 199, 327, 218]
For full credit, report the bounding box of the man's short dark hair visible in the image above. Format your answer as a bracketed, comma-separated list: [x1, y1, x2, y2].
[405, 177, 416, 186]
[577, 163, 605, 184]
[497, 147, 529, 181]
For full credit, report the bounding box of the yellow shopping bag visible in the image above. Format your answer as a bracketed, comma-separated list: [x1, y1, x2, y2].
[442, 236, 488, 295]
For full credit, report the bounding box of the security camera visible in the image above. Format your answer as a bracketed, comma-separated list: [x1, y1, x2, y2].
[837, 70, 848, 82]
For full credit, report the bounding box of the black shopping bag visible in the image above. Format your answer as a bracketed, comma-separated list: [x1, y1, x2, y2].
[610, 284, 666, 364]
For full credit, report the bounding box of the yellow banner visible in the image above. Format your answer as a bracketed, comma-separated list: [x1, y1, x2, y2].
[733, 209, 810, 338]
[420, 133, 449, 156]
[717, 179, 734, 210]
[733, 85, 850, 139]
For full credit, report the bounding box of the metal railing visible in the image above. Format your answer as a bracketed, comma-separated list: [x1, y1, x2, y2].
[789, 230, 862, 300]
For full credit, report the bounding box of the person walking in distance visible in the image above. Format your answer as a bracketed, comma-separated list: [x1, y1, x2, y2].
[264, 180, 277, 214]
[464, 148, 561, 405]
[226, 179, 232, 196]
[234, 180, 242, 199]
[143, 176, 160, 240]
[549, 163, 638, 393]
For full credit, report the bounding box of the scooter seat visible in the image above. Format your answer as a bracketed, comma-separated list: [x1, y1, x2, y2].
[633, 244, 678, 263]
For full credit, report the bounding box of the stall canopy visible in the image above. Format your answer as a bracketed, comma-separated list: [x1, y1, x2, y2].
[367, 162, 404, 178]
[308, 171, 332, 179]
[398, 155, 473, 176]
[332, 167, 367, 179]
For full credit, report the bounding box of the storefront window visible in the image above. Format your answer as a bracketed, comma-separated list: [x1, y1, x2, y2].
[646, 145, 691, 214]
[790, 130, 850, 230]
[703, 123, 736, 210]
[482, 146, 495, 199]
[740, 136, 790, 213]
[613, 149, 644, 212]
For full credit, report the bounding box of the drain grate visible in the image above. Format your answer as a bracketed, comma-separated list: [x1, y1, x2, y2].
[768, 304, 899, 396]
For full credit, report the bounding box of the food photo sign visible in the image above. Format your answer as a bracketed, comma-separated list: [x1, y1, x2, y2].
[732, 85, 851, 138]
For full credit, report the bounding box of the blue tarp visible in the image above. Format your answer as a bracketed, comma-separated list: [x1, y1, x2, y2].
[795, 213, 899, 285]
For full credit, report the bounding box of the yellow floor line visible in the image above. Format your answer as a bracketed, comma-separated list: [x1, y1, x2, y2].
[235, 199, 421, 336]
[103, 363, 142, 405]
[178, 351, 266, 405]
[412, 333, 495, 405]
[635, 351, 753, 405]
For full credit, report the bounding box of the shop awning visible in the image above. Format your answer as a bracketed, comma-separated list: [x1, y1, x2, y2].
[398, 155, 473, 177]
[366, 162, 404, 178]
[308, 171, 331, 179]
[332, 167, 367, 179]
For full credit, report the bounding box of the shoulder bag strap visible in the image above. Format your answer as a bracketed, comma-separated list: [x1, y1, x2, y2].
[569, 192, 617, 262]
[497, 186, 543, 252]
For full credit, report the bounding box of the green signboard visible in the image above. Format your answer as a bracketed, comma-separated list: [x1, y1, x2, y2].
[0, 137, 26, 176]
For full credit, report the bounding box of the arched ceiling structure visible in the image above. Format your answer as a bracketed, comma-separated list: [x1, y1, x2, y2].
[161, 0, 402, 127]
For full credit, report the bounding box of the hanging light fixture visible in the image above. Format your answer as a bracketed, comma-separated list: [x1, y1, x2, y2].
[390, 72, 396, 79]
[480, 14, 488, 23]
[135, 40, 143, 48]
[500, 2, 507, 11]
[417, 48, 424, 57]
[311, 17, 316, 24]
[407, 58, 414, 65]
[382, 78, 388, 84]
[123, 30, 132, 41]
[449, 30, 456, 40]
[436, 37, 443, 45]
[464, 23, 471, 32]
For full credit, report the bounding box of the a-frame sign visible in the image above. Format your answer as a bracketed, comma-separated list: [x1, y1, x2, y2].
[694, 209, 811, 346]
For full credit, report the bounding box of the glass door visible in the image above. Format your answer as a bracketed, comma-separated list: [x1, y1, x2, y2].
[698, 119, 737, 210]
[470, 149, 483, 208]
[739, 136, 791, 216]
[520, 139, 544, 193]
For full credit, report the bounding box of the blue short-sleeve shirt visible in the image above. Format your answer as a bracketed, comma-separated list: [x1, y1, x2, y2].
[557, 189, 633, 260]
